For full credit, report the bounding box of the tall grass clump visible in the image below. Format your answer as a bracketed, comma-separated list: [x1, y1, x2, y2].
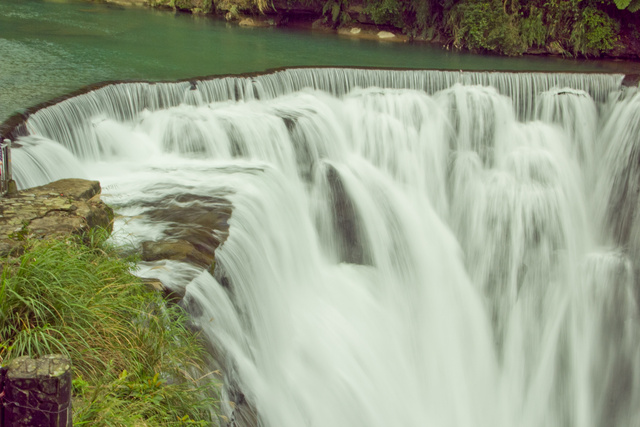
[0, 229, 219, 426]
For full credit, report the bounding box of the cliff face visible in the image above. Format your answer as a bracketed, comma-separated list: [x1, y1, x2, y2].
[0, 179, 114, 257]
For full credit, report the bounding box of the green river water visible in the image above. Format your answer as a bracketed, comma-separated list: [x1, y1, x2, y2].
[1, 0, 639, 122]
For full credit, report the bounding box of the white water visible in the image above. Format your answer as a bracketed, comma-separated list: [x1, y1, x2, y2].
[9, 69, 640, 427]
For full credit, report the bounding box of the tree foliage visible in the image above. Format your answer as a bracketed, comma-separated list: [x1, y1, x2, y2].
[196, 0, 637, 56]
[339, 0, 631, 56]
[614, 0, 640, 12]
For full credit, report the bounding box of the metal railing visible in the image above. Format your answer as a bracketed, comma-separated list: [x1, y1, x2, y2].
[0, 139, 12, 196]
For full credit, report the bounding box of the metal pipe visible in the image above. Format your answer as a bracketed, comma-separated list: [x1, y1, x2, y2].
[4, 139, 11, 182]
[0, 139, 10, 196]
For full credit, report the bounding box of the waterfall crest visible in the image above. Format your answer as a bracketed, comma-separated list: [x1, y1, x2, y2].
[8, 69, 640, 427]
[13, 69, 623, 162]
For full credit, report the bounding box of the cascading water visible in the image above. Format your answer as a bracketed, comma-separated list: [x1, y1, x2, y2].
[7, 68, 640, 427]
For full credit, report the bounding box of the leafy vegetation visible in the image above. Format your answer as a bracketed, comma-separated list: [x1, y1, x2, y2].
[362, 0, 403, 27]
[440, 0, 627, 56]
[0, 230, 219, 426]
[571, 6, 621, 56]
[204, 0, 635, 57]
[322, 0, 350, 26]
[614, 0, 640, 12]
[448, 0, 526, 55]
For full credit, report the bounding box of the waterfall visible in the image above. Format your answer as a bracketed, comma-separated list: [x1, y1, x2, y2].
[7, 68, 639, 427]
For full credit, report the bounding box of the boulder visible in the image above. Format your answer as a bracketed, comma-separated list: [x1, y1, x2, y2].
[377, 31, 395, 39]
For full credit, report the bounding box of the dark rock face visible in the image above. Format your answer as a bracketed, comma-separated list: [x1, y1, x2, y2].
[0, 179, 114, 257]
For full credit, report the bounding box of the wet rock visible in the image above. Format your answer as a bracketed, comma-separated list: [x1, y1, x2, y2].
[142, 194, 231, 251]
[141, 277, 165, 293]
[141, 239, 215, 268]
[141, 277, 184, 302]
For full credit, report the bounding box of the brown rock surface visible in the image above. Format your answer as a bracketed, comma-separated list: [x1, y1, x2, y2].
[142, 239, 215, 267]
[0, 179, 114, 257]
[138, 193, 231, 271]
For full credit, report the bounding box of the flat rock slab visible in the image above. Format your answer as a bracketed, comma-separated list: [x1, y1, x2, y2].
[0, 179, 113, 257]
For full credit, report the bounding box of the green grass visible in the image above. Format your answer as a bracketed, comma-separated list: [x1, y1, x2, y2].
[0, 229, 219, 426]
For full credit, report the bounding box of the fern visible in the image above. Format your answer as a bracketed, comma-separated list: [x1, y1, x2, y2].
[614, 0, 631, 9]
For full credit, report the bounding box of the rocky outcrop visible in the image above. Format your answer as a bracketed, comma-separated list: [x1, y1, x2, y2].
[0, 179, 114, 257]
[142, 239, 215, 267]
[135, 193, 231, 299]
[139, 193, 230, 267]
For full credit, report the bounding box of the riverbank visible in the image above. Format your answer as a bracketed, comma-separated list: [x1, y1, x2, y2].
[97, 0, 640, 60]
[0, 179, 220, 425]
[4, 0, 639, 124]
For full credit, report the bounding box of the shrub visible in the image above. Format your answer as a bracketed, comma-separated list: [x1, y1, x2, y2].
[520, 6, 547, 49]
[363, 0, 404, 27]
[570, 6, 620, 56]
[322, 0, 350, 26]
[447, 0, 526, 55]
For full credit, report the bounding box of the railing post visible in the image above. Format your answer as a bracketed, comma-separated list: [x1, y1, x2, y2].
[1, 355, 73, 427]
[1, 139, 16, 197]
[4, 140, 12, 183]
[0, 140, 5, 195]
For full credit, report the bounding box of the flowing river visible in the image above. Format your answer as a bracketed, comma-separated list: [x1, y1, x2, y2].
[3, 1, 640, 427]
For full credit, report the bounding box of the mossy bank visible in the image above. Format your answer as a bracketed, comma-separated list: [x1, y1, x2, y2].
[0, 179, 220, 425]
[97, 0, 640, 59]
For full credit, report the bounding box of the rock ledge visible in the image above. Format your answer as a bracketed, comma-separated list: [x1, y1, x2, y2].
[0, 179, 114, 257]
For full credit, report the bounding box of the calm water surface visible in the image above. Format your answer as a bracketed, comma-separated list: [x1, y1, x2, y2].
[1, 0, 639, 121]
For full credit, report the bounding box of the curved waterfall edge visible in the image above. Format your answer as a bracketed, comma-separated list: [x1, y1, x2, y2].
[0, 67, 633, 142]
